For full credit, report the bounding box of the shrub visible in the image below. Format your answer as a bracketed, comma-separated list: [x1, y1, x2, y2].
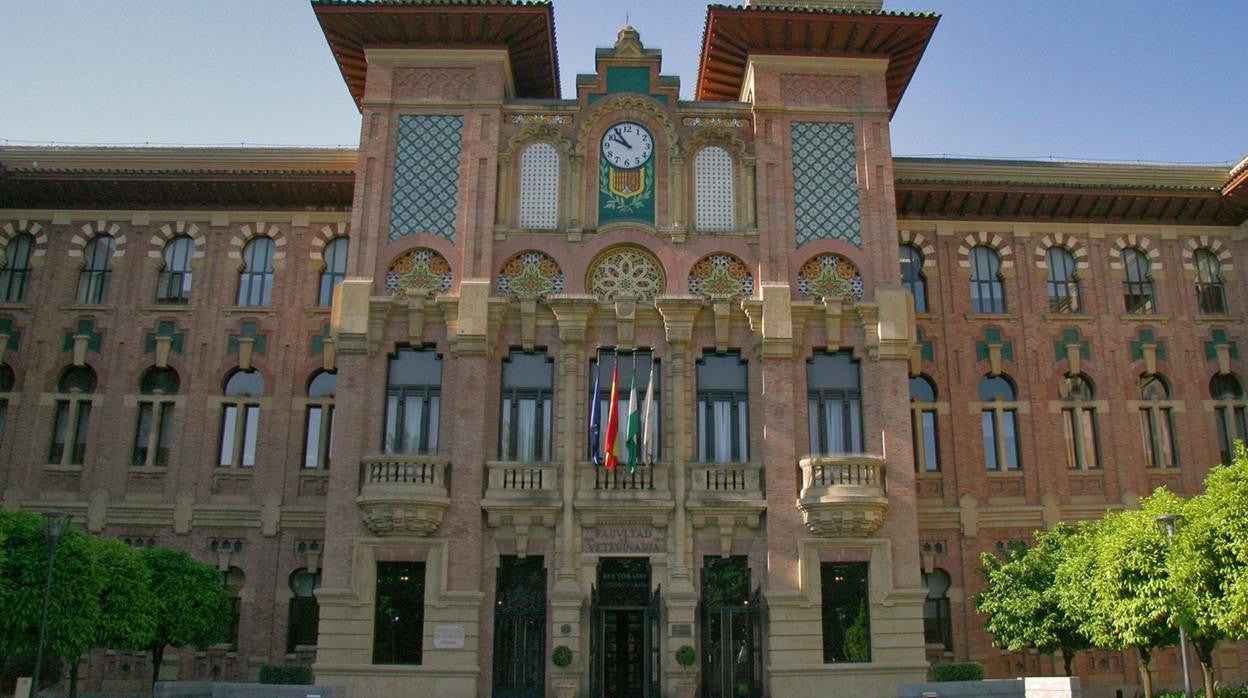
[931, 662, 985, 682]
[675, 645, 697, 667]
[552, 645, 573, 668]
[259, 664, 313, 685]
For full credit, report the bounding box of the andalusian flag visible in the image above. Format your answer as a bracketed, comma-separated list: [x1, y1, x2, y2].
[641, 364, 656, 465]
[588, 364, 602, 465]
[603, 365, 620, 471]
[625, 363, 641, 473]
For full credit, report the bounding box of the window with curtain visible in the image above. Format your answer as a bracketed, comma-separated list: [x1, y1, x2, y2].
[970, 246, 1006, 313]
[1059, 373, 1100, 470]
[922, 569, 953, 650]
[76, 235, 115, 304]
[156, 235, 194, 303]
[384, 347, 442, 454]
[303, 370, 335, 469]
[287, 568, 321, 652]
[237, 237, 276, 306]
[1195, 248, 1226, 315]
[1211, 373, 1247, 465]
[0, 233, 35, 303]
[318, 237, 348, 307]
[696, 351, 748, 463]
[588, 350, 660, 464]
[807, 352, 863, 455]
[1045, 247, 1080, 313]
[910, 375, 940, 472]
[1122, 247, 1155, 314]
[899, 244, 927, 313]
[518, 142, 559, 229]
[133, 367, 179, 467]
[219, 369, 264, 467]
[1138, 374, 1178, 468]
[694, 146, 734, 232]
[979, 374, 1021, 471]
[500, 351, 554, 462]
[50, 365, 96, 465]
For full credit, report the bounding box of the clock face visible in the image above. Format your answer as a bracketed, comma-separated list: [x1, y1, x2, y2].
[600, 122, 654, 170]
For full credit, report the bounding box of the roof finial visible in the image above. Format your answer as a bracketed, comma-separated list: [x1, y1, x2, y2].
[614, 25, 643, 56]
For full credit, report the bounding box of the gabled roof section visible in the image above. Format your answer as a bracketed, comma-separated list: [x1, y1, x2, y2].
[697, 4, 938, 115]
[312, 0, 560, 110]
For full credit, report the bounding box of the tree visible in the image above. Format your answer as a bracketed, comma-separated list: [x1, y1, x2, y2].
[141, 547, 230, 690]
[976, 525, 1091, 676]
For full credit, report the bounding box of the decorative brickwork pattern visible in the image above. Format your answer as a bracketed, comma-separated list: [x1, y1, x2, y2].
[310, 222, 349, 261]
[70, 221, 126, 260]
[1108, 235, 1160, 270]
[780, 74, 862, 107]
[957, 232, 1013, 269]
[898, 230, 936, 268]
[1182, 236, 1234, 273]
[392, 68, 476, 101]
[148, 221, 206, 262]
[791, 122, 861, 247]
[497, 251, 565, 300]
[389, 115, 463, 241]
[694, 146, 734, 232]
[586, 246, 666, 301]
[687, 253, 754, 301]
[0, 220, 48, 262]
[1034, 233, 1089, 269]
[229, 223, 286, 264]
[796, 253, 863, 301]
[385, 248, 453, 298]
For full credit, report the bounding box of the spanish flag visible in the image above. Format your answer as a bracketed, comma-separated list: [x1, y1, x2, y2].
[603, 364, 620, 471]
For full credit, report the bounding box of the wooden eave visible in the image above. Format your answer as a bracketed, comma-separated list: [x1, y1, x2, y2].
[313, 1, 560, 110]
[696, 6, 938, 115]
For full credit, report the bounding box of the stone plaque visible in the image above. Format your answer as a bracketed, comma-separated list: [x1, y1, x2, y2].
[432, 624, 465, 649]
[670, 623, 692, 638]
[583, 527, 666, 554]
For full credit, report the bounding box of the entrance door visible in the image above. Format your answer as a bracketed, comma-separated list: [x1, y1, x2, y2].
[699, 557, 762, 698]
[492, 556, 546, 698]
[592, 558, 659, 698]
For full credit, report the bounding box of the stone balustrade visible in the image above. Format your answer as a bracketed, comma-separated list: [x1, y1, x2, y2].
[356, 454, 451, 536]
[797, 454, 888, 537]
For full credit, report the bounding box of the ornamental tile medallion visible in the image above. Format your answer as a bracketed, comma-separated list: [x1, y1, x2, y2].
[797, 253, 863, 301]
[587, 247, 666, 301]
[497, 251, 565, 300]
[688, 254, 754, 301]
[386, 248, 453, 298]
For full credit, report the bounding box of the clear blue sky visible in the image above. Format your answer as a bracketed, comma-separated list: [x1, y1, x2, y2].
[1, 0, 1244, 164]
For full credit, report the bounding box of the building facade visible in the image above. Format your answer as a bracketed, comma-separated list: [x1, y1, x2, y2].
[1, 1, 1246, 696]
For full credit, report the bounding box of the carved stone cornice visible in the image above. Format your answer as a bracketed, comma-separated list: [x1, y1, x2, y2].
[655, 296, 701, 345]
[547, 294, 596, 344]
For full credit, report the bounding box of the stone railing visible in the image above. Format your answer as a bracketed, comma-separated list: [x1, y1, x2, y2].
[688, 463, 763, 501]
[356, 454, 450, 537]
[485, 460, 559, 496]
[797, 454, 888, 537]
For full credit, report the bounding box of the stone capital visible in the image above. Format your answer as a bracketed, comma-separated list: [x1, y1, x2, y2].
[547, 295, 596, 343]
[655, 296, 701, 344]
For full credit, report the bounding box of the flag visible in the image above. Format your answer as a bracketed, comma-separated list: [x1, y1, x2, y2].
[641, 362, 656, 465]
[588, 362, 602, 465]
[625, 361, 641, 473]
[603, 364, 620, 471]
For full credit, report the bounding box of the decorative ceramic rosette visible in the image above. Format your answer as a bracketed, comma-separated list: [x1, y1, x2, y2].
[385, 248, 454, 298]
[587, 246, 667, 302]
[687, 253, 754, 301]
[496, 250, 565, 300]
[796, 253, 863, 301]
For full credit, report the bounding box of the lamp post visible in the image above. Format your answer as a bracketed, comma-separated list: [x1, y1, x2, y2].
[1156, 513, 1192, 698]
[31, 511, 72, 697]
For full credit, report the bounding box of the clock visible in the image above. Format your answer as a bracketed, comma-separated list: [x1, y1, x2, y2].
[600, 121, 654, 170]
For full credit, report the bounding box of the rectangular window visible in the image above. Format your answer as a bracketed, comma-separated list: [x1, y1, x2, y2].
[287, 596, 320, 652]
[1140, 407, 1177, 468]
[1062, 407, 1100, 470]
[983, 409, 1021, 471]
[219, 405, 238, 466]
[912, 409, 940, 472]
[1216, 406, 1248, 465]
[697, 352, 749, 463]
[133, 402, 174, 467]
[134, 403, 153, 466]
[807, 353, 863, 455]
[219, 403, 260, 467]
[500, 352, 555, 462]
[373, 561, 426, 665]
[304, 404, 333, 469]
[821, 562, 871, 663]
[384, 348, 443, 455]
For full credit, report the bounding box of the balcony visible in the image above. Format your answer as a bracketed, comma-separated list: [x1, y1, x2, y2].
[482, 461, 561, 554]
[797, 455, 888, 537]
[575, 462, 673, 527]
[356, 454, 450, 536]
[688, 463, 766, 548]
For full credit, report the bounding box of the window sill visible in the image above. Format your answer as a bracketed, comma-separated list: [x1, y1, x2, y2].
[986, 469, 1023, 476]
[222, 306, 278, 315]
[1041, 312, 1096, 322]
[1194, 314, 1238, 323]
[0, 302, 32, 311]
[299, 469, 330, 476]
[139, 303, 195, 313]
[1119, 313, 1169, 322]
[305, 306, 332, 316]
[215, 467, 256, 474]
[59, 303, 115, 312]
[44, 463, 84, 472]
[964, 312, 1018, 322]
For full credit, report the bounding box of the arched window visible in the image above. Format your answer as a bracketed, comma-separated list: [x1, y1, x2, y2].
[1045, 247, 1080, 313]
[0, 233, 35, 303]
[1212, 374, 1247, 464]
[518, 142, 559, 229]
[922, 568, 952, 650]
[51, 365, 97, 465]
[807, 352, 862, 455]
[697, 351, 748, 463]
[384, 347, 442, 454]
[220, 370, 264, 467]
[694, 146, 734, 232]
[303, 370, 335, 469]
[1059, 374, 1099, 470]
[500, 351, 554, 462]
[237, 237, 275, 306]
[287, 568, 321, 651]
[899, 244, 927, 313]
[156, 236, 194, 304]
[979, 374, 1021, 470]
[1195, 248, 1226, 315]
[910, 375, 940, 472]
[75, 235, 115, 304]
[1122, 248, 1155, 314]
[222, 566, 245, 649]
[318, 237, 349, 307]
[970, 246, 1005, 313]
[1138, 374, 1177, 468]
[133, 367, 179, 467]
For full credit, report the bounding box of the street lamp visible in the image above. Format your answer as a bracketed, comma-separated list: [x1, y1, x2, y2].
[31, 511, 72, 697]
[1156, 513, 1192, 698]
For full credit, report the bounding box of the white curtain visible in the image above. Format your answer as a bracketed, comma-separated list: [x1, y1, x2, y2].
[403, 396, 423, 453]
[516, 399, 537, 462]
[712, 401, 733, 462]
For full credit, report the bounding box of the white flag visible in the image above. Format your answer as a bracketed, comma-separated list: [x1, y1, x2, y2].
[641, 364, 656, 465]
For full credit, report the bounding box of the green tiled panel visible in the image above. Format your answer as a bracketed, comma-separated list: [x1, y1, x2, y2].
[389, 115, 463, 241]
[792, 122, 862, 247]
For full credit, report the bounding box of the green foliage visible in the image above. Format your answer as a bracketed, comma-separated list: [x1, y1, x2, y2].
[259, 664, 313, 685]
[977, 525, 1090, 675]
[843, 600, 871, 662]
[675, 645, 696, 667]
[91, 537, 157, 652]
[141, 547, 230, 650]
[551, 645, 573, 668]
[931, 662, 985, 682]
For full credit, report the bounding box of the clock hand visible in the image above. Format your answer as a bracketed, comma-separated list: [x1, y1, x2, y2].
[611, 129, 633, 149]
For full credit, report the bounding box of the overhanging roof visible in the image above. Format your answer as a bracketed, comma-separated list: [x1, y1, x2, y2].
[312, 0, 561, 110]
[697, 4, 939, 114]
